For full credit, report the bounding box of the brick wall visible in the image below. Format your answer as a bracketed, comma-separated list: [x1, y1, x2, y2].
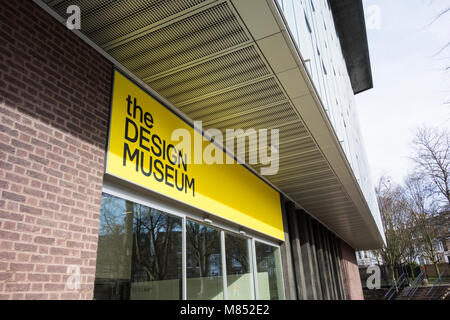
[0, 0, 112, 299]
[339, 239, 364, 300]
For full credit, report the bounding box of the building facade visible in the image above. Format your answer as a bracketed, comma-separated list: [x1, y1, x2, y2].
[0, 0, 384, 300]
[356, 250, 379, 268]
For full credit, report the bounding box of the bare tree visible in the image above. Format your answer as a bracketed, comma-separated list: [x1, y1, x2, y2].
[373, 176, 410, 280]
[404, 173, 443, 276]
[402, 218, 421, 279]
[426, 6, 450, 56]
[423, 2, 450, 104]
[433, 7, 450, 62]
[186, 222, 219, 298]
[412, 126, 450, 207]
[133, 206, 179, 282]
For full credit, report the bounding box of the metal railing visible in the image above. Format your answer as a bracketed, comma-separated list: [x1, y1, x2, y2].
[402, 270, 425, 300]
[384, 273, 408, 300]
[426, 269, 447, 300]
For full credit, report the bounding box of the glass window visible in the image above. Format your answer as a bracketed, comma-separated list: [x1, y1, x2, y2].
[94, 193, 182, 300]
[94, 193, 284, 300]
[304, 11, 312, 33]
[255, 242, 284, 300]
[186, 220, 223, 300]
[225, 233, 253, 300]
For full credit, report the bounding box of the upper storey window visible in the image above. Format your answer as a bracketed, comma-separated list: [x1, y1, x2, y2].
[304, 11, 312, 33]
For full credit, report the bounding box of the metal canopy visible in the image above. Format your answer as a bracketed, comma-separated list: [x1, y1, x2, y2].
[41, 0, 384, 249]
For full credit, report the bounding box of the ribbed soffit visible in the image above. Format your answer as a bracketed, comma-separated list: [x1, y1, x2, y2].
[41, 0, 383, 250]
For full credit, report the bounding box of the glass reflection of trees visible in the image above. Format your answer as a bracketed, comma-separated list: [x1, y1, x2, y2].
[95, 194, 284, 300]
[225, 233, 253, 299]
[132, 204, 181, 283]
[225, 234, 250, 275]
[186, 220, 222, 299]
[94, 193, 182, 300]
[255, 242, 283, 300]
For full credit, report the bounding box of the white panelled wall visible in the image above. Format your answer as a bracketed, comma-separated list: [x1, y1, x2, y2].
[278, 0, 383, 234]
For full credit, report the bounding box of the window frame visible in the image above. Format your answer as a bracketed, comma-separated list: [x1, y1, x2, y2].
[100, 177, 284, 300]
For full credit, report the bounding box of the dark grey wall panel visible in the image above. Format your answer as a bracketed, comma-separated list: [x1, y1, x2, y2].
[283, 208, 347, 300]
[286, 205, 307, 299]
[279, 196, 297, 300]
[297, 211, 318, 300]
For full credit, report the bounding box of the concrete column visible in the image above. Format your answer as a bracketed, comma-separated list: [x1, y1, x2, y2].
[279, 196, 297, 300]
[312, 220, 331, 299]
[321, 229, 337, 300]
[306, 215, 323, 299]
[297, 210, 318, 300]
[330, 234, 345, 299]
[286, 204, 307, 299]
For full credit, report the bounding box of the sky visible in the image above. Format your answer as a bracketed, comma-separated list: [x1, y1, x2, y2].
[355, 0, 450, 185]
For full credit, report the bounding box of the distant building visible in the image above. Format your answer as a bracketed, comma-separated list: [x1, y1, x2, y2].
[356, 250, 379, 267]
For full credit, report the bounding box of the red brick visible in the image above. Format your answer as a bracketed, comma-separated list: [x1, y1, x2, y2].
[0, 160, 13, 171]
[16, 223, 39, 233]
[66, 241, 84, 249]
[0, 251, 16, 260]
[47, 265, 67, 273]
[43, 167, 63, 179]
[23, 187, 45, 198]
[52, 230, 71, 239]
[31, 283, 43, 292]
[14, 243, 38, 253]
[14, 123, 37, 136]
[0, 141, 15, 154]
[33, 236, 55, 245]
[19, 204, 42, 216]
[2, 191, 26, 202]
[0, 230, 20, 241]
[0, 272, 13, 281]
[10, 263, 34, 272]
[28, 153, 49, 165]
[2, 221, 16, 230]
[25, 293, 49, 300]
[49, 247, 70, 256]
[25, 169, 47, 182]
[0, 0, 110, 300]
[7, 155, 31, 167]
[28, 273, 50, 282]
[11, 138, 33, 152]
[39, 200, 60, 211]
[0, 124, 19, 137]
[6, 172, 30, 185]
[0, 210, 24, 222]
[5, 283, 30, 292]
[68, 224, 85, 233]
[58, 197, 75, 207]
[30, 254, 52, 263]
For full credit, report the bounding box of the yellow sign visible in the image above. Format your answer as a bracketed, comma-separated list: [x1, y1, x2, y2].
[106, 70, 284, 240]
